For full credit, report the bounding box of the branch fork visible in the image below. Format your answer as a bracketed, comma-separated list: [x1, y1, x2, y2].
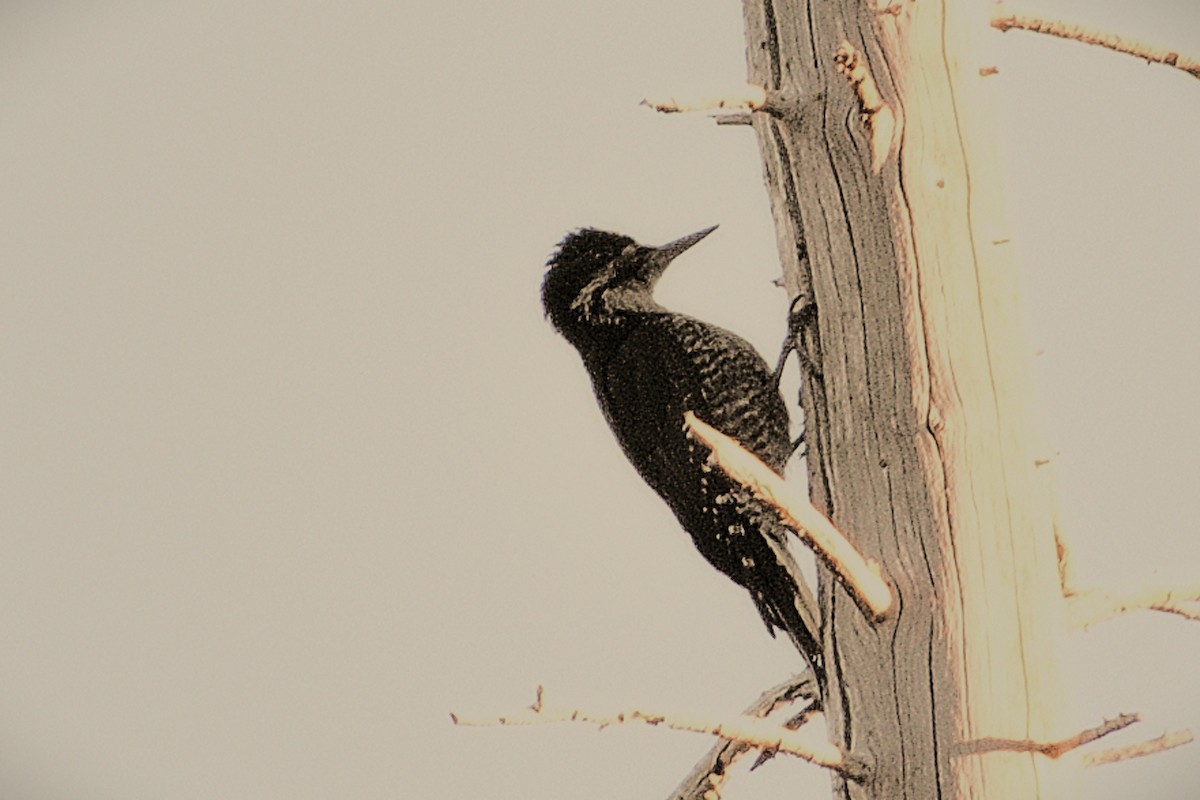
[958, 712, 1193, 767]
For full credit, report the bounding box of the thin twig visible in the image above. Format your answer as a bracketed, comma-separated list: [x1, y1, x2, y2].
[1084, 728, 1194, 767]
[991, 5, 1200, 80]
[642, 85, 768, 115]
[714, 113, 754, 126]
[1044, 714, 1139, 759]
[452, 686, 863, 779]
[960, 713, 1139, 759]
[684, 412, 893, 619]
[1151, 602, 1200, 622]
[668, 673, 819, 800]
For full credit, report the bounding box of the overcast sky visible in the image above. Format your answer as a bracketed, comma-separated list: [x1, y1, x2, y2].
[2, 2, 1199, 798]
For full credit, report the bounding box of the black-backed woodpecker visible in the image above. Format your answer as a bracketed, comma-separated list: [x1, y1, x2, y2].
[541, 226, 822, 680]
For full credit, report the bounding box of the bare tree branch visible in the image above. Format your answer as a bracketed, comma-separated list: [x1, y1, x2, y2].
[451, 685, 864, 779]
[959, 713, 1139, 759]
[1067, 584, 1200, 629]
[668, 673, 819, 800]
[991, 5, 1200, 80]
[683, 412, 894, 619]
[714, 113, 754, 126]
[642, 85, 768, 115]
[1084, 728, 1195, 767]
[1151, 603, 1200, 623]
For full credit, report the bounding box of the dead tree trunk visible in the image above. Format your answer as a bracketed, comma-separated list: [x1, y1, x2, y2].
[741, 1, 1077, 797]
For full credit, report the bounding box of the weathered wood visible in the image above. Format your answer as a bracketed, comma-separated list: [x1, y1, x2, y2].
[740, 1, 1074, 797]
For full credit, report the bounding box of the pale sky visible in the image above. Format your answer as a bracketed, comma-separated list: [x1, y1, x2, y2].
[2, 2, 1198, 798]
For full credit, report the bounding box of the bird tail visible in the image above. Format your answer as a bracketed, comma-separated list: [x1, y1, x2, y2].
[754, 528, 825, 685]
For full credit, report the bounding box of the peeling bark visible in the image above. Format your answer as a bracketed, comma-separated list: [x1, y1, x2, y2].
[740, 1, 1075, 797]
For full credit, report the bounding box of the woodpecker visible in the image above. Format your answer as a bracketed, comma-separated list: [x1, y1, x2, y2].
[541, 225, 822, 680]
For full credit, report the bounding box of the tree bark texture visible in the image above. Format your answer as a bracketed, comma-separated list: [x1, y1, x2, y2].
[741, 1, 1076, 798]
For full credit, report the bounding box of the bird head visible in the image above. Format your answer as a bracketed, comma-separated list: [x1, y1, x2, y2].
[541, 225, 717, 347]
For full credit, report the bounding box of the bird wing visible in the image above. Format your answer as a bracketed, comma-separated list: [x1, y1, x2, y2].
[595, 315, 791, 498]
[595, 315, 822, 675]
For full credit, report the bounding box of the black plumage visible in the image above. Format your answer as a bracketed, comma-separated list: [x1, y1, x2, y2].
[541, 226, 822, 680]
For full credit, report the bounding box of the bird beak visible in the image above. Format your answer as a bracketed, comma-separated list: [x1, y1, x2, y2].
[657, 225, 718, 262]
[643, 225, 718, 284]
